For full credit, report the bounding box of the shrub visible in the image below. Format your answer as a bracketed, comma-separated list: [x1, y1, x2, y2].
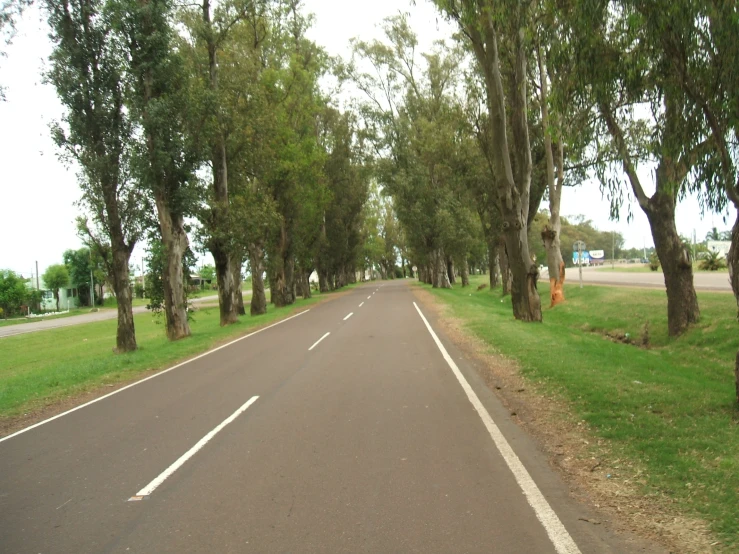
[699, 250, 727, 271]
[649, 252, 661, 271]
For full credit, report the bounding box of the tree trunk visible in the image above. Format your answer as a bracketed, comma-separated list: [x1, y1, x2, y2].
[154, 195, 191, 341]
[111, 247, 137, 352]
[433, 249, 451, 289]
[299, 269, 312, 299]
[542, 218, 566, 308]
[273, 222, 295, 308]
[461, 258, 470, 287]
[213, 245, 238, 326]
[318, 270, 329, 293]
[732, 213, 739, 401]
[536, 44, 566, 309]
[248, 244, 267, 316]
[447, 257, 456, 285]
[54, 290, 60, 312]
[499, 242, 512, 296]
[231, 255, 245, 316]
[645, 192, 699, 336]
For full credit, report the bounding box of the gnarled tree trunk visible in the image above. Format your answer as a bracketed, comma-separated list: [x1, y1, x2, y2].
[272, 222, 295, 308]
[461, 258, 470, 287]
[433, 249, 451, 289]
[248, 243, 267, 316]
[542, 222, 566, 308]
[155, 195, 191, 341]
[646, 190, 699, 337]
[447, 256, 456, 285]
[213, 246, 238, 326]
[112, 247, 137, 352]
[498, 242, 512, 296]
[231, 255, 245, 316]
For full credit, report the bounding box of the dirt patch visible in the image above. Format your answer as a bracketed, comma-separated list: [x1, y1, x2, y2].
[412, 286, 720, 553]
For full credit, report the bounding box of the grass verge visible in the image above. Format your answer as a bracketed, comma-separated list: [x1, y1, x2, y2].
[0, 288, 340, 425]
[422, 275, 738, 548]
[0, 308, 92, 327]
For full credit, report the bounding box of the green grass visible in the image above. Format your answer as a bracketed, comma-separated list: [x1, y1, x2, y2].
[0, 288, 343, 422]
[424, 276, 739, 547]
[0, 308, 93, 327]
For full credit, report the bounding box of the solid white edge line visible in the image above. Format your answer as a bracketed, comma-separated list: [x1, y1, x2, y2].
[343, 312, 354, 321]
[131, 395, 259, 499]
[308, 332, 331, 351]
[412, 302, 581, 554]
[0, 310, 311, 444]
[359, 302, 364, 307]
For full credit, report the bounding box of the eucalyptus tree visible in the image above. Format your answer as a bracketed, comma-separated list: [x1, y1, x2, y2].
[45, 0, 145, 352]
[112, 0, 199, 340]
[317, 108, 370, 290]
[432, 0, 542, 320]
[568, 0, 713, 336]
[349, 16, 466, 289]
[257, 5, 327, 306]
[644, 1, 739, 396]
[179, 0, 270, 326]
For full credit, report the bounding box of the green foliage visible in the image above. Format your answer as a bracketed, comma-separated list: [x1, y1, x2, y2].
[700, 251, 728, 272]
[528, 210, 625, 266]
[649, 252, 660, 271]
[0, 269, 31, 317]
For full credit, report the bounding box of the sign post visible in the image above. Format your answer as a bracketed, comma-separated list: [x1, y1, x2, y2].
[573, 240, 586, 289]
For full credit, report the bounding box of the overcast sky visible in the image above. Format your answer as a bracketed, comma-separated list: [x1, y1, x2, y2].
[0, 0, 730, 279]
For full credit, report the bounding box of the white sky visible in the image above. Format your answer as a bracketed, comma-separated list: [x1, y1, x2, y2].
[0, 0, 730, 279]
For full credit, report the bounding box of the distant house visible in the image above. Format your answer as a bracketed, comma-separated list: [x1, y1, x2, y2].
[707, 241, 731, 259]
[36, 278, 80, 312]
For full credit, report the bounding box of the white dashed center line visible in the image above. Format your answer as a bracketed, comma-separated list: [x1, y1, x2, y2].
[359, 302, 364, 307]
[343, 312, 353, 321]
[309, 332, 331, 351]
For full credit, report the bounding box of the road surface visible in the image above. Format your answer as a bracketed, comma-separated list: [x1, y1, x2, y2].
[565, 266, 732, 291]
[0, 292, 254, 339]
[0, 281, 654, 553]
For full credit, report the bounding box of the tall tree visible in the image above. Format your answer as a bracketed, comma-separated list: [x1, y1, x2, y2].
[46, 0, 144, 351]
[113, 0, 198, 340]
[569, 0, 710, 336]
[433, 0, 542, 320]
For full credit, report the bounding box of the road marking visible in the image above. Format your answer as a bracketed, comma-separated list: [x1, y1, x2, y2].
[130, 396, 259, 500]
[343, 312, 354, 321]
[0, 310, 310, 444]
[367, 295, 371, 300]
[359, 302, 364, 307]
[309, 332, 331, 351]
[412, 302, 581, 554]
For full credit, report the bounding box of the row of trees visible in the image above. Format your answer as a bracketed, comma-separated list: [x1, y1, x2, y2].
[344, 3, 738, 399]
[39, 0, 381, 351]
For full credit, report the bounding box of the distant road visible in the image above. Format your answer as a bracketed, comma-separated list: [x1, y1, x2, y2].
[0, 292, 255, 339]
[564, 266, 731, 292]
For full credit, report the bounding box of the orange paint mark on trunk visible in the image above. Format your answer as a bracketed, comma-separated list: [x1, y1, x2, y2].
[549, 261, 566, 307]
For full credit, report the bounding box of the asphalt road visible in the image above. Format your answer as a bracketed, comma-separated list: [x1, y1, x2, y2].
[0, 292, 251, 339]
[565, 266, 732, 291]
[0, 281, 656, 553]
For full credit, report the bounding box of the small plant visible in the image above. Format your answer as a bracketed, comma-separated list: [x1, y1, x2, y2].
[649, 252, 661, 271]
[699, 250, 727, 271]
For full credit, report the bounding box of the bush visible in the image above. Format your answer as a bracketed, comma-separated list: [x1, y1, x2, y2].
[134, 283, 145, 299]
[699, 250, 727, 271]
[649, 252, 661, 271]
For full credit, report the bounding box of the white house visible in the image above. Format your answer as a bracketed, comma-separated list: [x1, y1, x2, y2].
[36, 278, 80, 311]
[707, 240, 731, 259]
